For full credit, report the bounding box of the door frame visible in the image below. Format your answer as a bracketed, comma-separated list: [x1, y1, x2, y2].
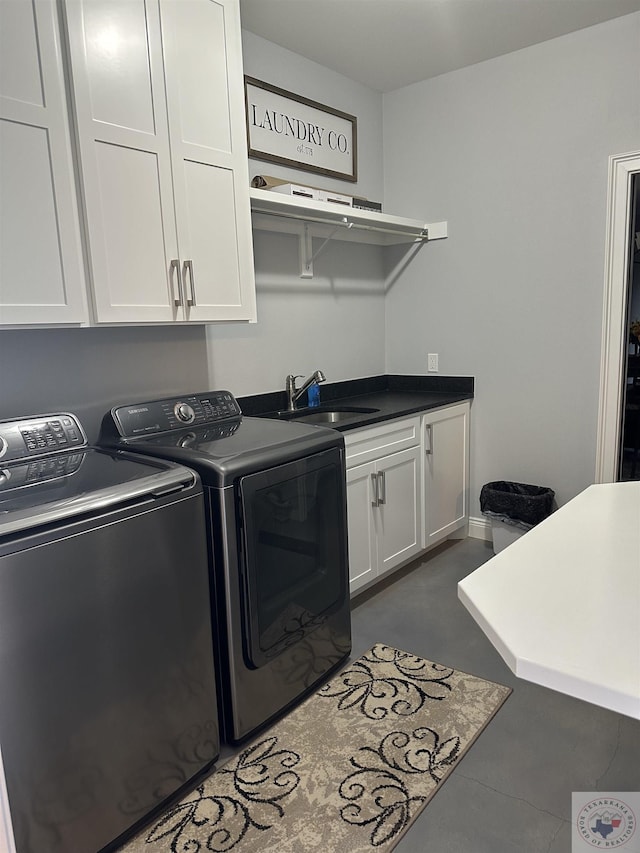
[596, 151, 640, 483]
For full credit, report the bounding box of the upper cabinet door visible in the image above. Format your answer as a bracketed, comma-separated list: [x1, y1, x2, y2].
[0, 0, 88, 326]
[159, 0, 256, 322]
[65, 0, 179, 323]
[65, 0, 256, 324]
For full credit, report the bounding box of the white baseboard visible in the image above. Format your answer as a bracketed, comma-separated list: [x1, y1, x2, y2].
[468, 515, 492, 541]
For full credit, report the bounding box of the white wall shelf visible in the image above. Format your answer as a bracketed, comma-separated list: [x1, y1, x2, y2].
[249, 187, 447, 277]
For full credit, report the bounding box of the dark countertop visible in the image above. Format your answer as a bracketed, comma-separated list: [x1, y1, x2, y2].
[238, 374, 474, 432]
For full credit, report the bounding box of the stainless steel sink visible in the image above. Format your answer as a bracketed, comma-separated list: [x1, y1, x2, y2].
[279, 406, 379, 424]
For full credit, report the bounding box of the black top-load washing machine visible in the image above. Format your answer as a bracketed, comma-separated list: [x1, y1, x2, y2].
[99, 390, 352, 745]
[0, 412, 219, 853]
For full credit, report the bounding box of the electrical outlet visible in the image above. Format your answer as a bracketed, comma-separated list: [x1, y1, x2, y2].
[428, 353, 439, 372]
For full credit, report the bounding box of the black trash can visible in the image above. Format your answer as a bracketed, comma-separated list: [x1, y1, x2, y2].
[480, 481, 555, 553]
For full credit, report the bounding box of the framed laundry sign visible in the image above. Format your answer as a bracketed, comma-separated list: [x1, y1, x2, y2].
[244, 77, 357, 182]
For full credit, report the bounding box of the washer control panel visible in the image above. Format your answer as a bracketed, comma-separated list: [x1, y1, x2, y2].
[109, 391, 242, 438]
[0, 414, 87, 464]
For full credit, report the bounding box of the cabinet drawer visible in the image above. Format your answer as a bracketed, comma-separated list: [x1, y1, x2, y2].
[344, 415, 420, 468]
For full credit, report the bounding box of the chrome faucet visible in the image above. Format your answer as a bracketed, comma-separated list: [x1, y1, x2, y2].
[286, 370, 326, 411]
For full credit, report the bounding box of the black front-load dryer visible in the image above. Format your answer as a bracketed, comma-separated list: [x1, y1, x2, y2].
[99, 390, 352, 744]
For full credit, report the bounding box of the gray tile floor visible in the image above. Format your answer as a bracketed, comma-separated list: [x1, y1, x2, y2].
[350, 537, 640, 853]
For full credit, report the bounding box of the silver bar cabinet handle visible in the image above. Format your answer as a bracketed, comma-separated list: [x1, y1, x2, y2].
[371, 472, 379, 507]
[377, 471, 386, 505]
[425, 423, 433, 455]
[170, 259, 182, 306]
[183, 259, 196, 306]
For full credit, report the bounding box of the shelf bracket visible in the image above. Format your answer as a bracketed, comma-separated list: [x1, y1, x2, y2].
[299, 222, 314, 279]
[299, 218, 353, 278]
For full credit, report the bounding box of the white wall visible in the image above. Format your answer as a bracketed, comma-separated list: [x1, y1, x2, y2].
[383, 13, 640, 511]
[0, 326, 209, 442]
[205, 32, 386, 396]
[240, 31, 384, 203]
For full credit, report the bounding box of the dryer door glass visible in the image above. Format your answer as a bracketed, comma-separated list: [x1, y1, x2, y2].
[239, 447, 348, 668]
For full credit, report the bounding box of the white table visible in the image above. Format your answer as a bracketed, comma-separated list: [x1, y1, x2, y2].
[458, 482, 640, 718]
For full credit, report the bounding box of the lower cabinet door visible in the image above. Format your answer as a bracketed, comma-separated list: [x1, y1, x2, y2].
[423, 402, 470, 548]
[345, 404, 470, 597]
[375, 446, 422, 574]
[346, 462, 378, 595]
[346, 447, 422, 596]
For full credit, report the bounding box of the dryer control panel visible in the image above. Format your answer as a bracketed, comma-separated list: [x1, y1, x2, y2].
[0, 414, 86, 464]
[108, 391, 242, 438]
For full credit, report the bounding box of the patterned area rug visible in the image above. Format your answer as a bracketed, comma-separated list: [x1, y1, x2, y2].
[118, 644, 511, 852]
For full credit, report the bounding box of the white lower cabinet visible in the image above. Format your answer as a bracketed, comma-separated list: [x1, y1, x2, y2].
[345, 403, 470, 596]
[345, 462, 378, 592]
[346, 448, 422, 594]
[422, 401, 470, 548]
[345, 416, 422, 595]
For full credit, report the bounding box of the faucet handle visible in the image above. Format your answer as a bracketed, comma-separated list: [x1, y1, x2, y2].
[286, 374, 303, 391]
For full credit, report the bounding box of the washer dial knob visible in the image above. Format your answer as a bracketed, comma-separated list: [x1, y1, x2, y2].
[174, 402, 195, 424]
[0, 436, 7, 459]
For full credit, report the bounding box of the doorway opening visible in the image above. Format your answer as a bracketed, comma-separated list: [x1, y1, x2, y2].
[619, 173, 640, 480]
[596, 151, 640, 483]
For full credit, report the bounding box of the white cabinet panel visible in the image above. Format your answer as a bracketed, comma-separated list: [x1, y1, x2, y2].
[81, 0, 156, 133]
[160, 0, 256, 322]
[345, 416, 420, 468]
[91, 143, 174, 320]
[160, 0, 232, 154]
[376, 447, 422, 573]
[422, 402, 470, 548]
[0, 0, 87, 326]
[180, 162, 245, 318]
[346, 463, 377, 593]
[0, 0, 43, 107]
[345, 417, 421, 596]
[65, 0, 176, 323]
[1, 122, 69, 305]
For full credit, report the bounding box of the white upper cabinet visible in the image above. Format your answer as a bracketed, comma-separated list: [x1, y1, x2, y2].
[0, 0, 88, 326]
[160, 0, 256, 322]
[65, 0, 256, 323]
